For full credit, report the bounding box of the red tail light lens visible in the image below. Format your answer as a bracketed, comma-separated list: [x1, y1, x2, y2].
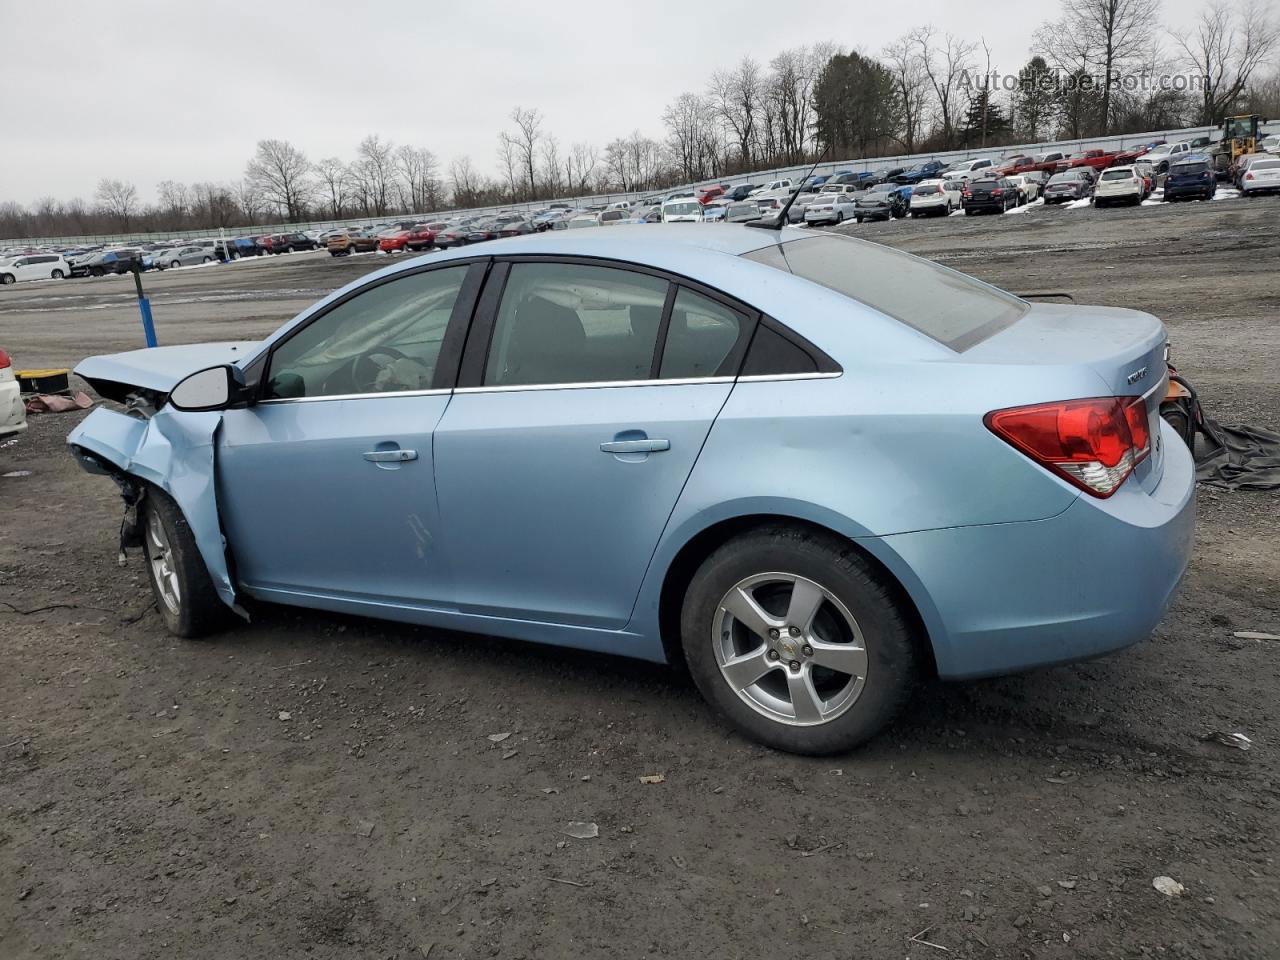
[0, 348, 10, 369]
[985, 396, 1151, 498]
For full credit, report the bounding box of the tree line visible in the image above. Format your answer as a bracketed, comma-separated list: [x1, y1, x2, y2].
[2, 0, 1275, 240]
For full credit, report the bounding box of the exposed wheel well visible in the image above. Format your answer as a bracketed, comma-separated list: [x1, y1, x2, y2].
[656, 513, 936, 676]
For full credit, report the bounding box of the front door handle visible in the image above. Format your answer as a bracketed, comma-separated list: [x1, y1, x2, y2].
[363, 449, 417, 462]
[600, 439, 670, 454]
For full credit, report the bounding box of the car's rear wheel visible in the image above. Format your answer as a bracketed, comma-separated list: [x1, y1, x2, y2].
[51, 269, 65, 279]
[680, 526, 919, 755]
[141, 488, 231, 638]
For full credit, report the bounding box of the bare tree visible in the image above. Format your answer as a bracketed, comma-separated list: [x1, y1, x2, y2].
[539, 135, 563, 197]
[710, 57, 764, 167]
[496, 134, 521, 199]
[395, 145, 439, 212]
[1173, 0, 1279, 124]
[95, 178, 139, 229]
[351, 135, 395, 216]
[1045, 0, 1161, 133]
[910, 27, 978, 148]
[450, 156, 482, 207]
[502, 106, 542, 200]
[566, 142, 598, 195]
[884, 37, 931, 153]
[314, 157, 350, 219]
[232, 179, 264, 223]
[156, 180, 190, 226]
[664, 92, 718, 181]
[245, 139, 313, 221]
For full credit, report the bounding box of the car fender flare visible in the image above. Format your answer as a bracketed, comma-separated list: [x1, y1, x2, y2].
[630, 496, 948, 667]
[67, 407, 244, 616]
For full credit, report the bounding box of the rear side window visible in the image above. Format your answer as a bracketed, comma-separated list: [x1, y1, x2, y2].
[484, 263, 669, 387]
[659, 289, 744, 380]
[743, 235, 1027, 352]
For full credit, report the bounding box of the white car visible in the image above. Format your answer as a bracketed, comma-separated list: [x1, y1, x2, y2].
[0, 346, 27, 441]
[1258, 135, 1280, 154]
[748, 178, 794, 198]
[909, 179, 963, 217]
[1142, 141, 1193, 172]
[661, 199, 703, 223]
[1006, 174, 1043, 202]
[943, 158, 995, 179]
[1241, 156, 1280, 194]
[0, 253, 72, 285]
[1093, 166, 1146, 207]
[803, 191, 858, 225]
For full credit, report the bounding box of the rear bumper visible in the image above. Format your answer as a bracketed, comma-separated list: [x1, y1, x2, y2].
[863, 420, 1196, 680]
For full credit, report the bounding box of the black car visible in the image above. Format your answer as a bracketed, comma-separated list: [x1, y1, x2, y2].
[495, 220, 535, 238]
[434, 223, 476, 248]
[77, 248, 145, 277]
[869, 167, 906, 187]
[262, 232, 319, 254]
[721, 184, 757, 202]
[464, 221, 501, 243]
[961, 177, 1019, 214]
[1164, 158, 1217, 201]
[853, 184, 910, 221]
[1042, 170, 1095, 204]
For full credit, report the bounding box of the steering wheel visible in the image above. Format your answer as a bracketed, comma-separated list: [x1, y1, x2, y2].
[350, 345, 410, 393]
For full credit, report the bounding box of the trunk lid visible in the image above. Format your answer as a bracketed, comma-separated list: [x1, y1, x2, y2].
[76, 341, 259, 402]
[965, 303, 1169, 492]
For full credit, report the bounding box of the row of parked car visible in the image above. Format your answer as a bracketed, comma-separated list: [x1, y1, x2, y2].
[5, 134, 1277, 286]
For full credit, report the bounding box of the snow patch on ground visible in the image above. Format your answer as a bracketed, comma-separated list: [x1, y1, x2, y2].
[1065, 197, 1094, 210]
[1213, 188, 1241, 201]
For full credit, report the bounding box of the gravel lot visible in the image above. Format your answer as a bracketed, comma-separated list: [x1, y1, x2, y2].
[2, 200, 1278, 959]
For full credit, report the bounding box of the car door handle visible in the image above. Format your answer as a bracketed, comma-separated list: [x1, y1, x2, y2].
[599, 439, 669, 454]
[363, 449, 417, 462]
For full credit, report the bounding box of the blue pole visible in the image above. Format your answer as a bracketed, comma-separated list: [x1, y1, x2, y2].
[131, 267, 158, 348]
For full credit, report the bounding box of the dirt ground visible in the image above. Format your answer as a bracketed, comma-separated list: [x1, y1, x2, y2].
[1, 200, 1278, 959]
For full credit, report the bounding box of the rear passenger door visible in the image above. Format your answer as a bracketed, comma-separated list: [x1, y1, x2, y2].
[433, 258, 754, 630]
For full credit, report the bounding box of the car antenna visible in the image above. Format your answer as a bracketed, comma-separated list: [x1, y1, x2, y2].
[745, 142, 830, 232]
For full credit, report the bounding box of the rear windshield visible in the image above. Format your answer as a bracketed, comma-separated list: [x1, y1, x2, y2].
[1100, 169, 1132, 181]
[1251, 159, 1280, 170]
[742, 235, 1028, 352]
[913, 184, 941, 195]
[1171, 162, 1208, 174]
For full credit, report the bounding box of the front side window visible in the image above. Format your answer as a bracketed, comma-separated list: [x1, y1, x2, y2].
[265, 266, 467, 399]
[484, 263, 669, 387]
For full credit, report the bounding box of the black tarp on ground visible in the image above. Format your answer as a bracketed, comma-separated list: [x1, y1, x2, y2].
[1194, 416, 1280, 491]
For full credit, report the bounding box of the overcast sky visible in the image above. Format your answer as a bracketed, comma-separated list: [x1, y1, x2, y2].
[1, 0, 1209, 206]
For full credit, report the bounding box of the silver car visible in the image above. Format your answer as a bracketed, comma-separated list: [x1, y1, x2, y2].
[155, 245, 214, 270]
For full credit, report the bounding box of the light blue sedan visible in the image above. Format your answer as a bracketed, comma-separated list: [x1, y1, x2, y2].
[67, 226, 1194, 754]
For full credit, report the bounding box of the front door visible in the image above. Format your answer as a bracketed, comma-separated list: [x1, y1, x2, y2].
[434, 261, 751, 629]
[218, 263, 476, 606]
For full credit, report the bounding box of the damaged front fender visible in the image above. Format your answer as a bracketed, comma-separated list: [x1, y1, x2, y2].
[68, 406, 241, 613]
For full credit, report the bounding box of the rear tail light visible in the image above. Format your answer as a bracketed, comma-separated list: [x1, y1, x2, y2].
[1245, 172, 1254, 180]
[985, 396, 1151, 498]
[991, 188, 1004, 196]
[0, 348, 10, 369]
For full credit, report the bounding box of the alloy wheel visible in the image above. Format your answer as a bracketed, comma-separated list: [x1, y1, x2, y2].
[147, 509, 182, 616]
[713, 573, 868, 726]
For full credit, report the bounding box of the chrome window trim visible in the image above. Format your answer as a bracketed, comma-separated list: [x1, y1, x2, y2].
[258, 387, 452, 405]
[255, 371, 841, 403]
[737, 371, 842, 383]
[454, 376, 736, 394]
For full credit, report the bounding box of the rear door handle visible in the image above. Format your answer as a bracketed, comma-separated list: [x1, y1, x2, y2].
[363, 449, 417, 462]
[600, 439, 670, 454]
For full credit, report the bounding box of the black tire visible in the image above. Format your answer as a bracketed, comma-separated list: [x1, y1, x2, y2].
[170, 260, 181, 269]
[0, 273, 14, 285]
[51, 269, 65, 280]
[854, 216, 863, 223]
[679, 525, 920, 755]
[201, 256, 212, 264]
[90, 267, 104, 277]
[141, 487, 230, 639]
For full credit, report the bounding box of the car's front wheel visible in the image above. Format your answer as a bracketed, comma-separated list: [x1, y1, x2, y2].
[141, 488, 230, 638]
[680, 526, 919, 755]
[0, 273, 14, 285]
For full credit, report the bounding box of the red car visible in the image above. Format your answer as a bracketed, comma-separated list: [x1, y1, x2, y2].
[695, 185, 726, 205]
[995, 155, 1035, 175]
[377, 230, 412, 253]
[1060, 149, 1119, 175]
